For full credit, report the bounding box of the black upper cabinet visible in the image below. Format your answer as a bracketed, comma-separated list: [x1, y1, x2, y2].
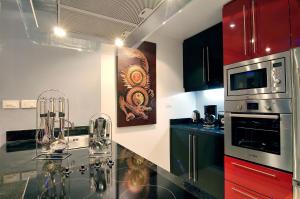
[183, 23, 223, 92]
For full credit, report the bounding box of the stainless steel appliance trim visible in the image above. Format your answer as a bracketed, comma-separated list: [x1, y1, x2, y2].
[224, 112, 293, 172]
[232, 162, 277, 178]
[232, 187, 258, 199]
[243, 5, 247, 55]
[189, 134, 192, 180]
[292, 47, 300, 181]
[251, 0, 256, 54]
[230, 113, 279, 119]
[227, 60, 272, 96]
[224, 99, 292, 113]
[207, 46, 210, 82]
[193, 135, 197, 182]
[203, 48, 205, 81]
[224, 51, 292, 100]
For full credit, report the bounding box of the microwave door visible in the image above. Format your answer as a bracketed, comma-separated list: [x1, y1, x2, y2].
[293, 47, 300, 184]
[227, 61, 271, 96]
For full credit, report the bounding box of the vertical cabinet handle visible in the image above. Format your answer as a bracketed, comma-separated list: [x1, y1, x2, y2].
[243, 5, 247, 55]
[202, 48, 205, 82]
[206, 46, 210, 82]
[193, 135, 197, 182]
[251, 0, 256, 54]
[232, 187, 258, 199]
[188, 134, 192, 180]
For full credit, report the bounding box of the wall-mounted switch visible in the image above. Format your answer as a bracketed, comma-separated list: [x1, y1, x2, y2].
[21, 100, 37, 109]
[2, 100, 20, 109]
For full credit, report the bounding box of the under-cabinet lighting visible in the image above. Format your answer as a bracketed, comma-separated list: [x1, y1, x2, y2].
[203, 88, 224, 100]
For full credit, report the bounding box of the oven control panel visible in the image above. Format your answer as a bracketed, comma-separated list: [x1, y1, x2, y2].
[225, 99, 292, 113]
[271, 58, 286, 93]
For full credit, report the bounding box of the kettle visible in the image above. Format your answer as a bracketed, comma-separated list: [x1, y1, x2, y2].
[192, 110, 201, 123]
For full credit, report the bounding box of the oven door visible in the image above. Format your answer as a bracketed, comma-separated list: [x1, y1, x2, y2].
[224, 113, 292, 172]
[227, 61, 271, 96]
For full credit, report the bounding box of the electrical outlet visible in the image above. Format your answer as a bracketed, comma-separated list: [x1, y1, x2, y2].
[21, 100, 37, 109]
[2, 100, 20, 109]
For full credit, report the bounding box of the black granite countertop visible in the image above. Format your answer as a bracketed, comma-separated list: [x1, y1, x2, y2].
[0, 140, 221, 199]
[170, 118, 224, 136]
[170, 124, 224, 135]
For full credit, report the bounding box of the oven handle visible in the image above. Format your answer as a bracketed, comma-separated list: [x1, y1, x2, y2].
[229, 113, 279, 120]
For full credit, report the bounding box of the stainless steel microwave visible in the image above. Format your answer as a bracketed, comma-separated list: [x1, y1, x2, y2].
[224, 51, 292, 100]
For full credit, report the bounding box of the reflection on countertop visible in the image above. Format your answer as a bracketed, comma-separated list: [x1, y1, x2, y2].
[0, 140, 219, 199]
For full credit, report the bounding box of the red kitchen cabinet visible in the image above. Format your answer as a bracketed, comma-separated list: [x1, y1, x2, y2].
[223, 0, 252, 65]
[254, 0, 290, 57]
[223, 0, 291, 65]
[225, 156, 293, 199]
[225, 180, 270, 199]
[290, 0, 300, 48]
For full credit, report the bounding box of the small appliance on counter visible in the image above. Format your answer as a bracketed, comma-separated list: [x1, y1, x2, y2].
[217, 111, 224, 130]
[203, 105, 217, 128]
[192, 110, 201, 124]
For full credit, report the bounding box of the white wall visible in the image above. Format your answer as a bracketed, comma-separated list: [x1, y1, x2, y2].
[100, 32, 197, 171]
[0, 0, 101, 146]
[195, 88, 225, 116]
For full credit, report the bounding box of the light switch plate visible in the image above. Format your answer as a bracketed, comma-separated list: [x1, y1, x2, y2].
[21, 100, 37, 109]
[2, 100, 20, 109]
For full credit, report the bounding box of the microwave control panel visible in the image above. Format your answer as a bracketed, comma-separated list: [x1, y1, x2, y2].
[271, 58, 286, 93]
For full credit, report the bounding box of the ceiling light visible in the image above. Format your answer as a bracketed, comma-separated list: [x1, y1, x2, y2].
[115, 38, 124, 47]
[53, 26, 66, 37]
[162, 21, 167, 25]
[178, 10, 182, 13]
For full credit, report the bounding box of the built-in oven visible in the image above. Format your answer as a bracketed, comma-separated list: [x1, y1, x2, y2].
[224, 99, 293, 172]
[224, 51, 291, 100]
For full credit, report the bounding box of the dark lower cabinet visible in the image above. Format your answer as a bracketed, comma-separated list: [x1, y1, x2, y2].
[183, 23, 223, 92]
[170, 127, 224, 199]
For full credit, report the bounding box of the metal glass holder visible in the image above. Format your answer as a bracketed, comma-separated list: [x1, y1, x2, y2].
[88, 113, 113, 159]
[33, 89, 72, 160]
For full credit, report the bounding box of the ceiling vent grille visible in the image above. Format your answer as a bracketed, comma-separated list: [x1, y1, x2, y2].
[59, 0, 164, 42]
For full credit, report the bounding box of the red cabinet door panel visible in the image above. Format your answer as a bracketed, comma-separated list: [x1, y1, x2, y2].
[223, 0, 252, 65]
[253, 0, 290, 56]
[290, 0, 300, 48]
[225, 180, 270, 199]
[225, 156, 293, 199]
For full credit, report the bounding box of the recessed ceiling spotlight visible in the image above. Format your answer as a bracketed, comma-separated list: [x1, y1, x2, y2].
[53, 26, 66, 37]
[115, 38, 124, 47]
[162, 21, 167, 25]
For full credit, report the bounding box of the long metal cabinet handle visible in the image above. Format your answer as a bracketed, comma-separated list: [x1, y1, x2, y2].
[243, 5, 247, 55]
[206, 46, 210, 82]
[232, 187, 258, 199]
[202, 48, 205, 82]
[193, 135, 197, 182]
[188, 134, 192, 180]
[252, 0, 256, 54]
[229, 113, 279, 120]
[232, 162, 277, 178]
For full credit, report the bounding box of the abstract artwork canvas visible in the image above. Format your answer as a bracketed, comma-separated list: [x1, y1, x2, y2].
[117, 42, 156, 127]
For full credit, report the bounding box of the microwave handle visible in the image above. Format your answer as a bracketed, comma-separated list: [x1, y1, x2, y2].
[230, 113, 279, 120]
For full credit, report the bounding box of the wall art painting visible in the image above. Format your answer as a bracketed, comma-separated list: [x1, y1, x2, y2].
[117, 42, 156, 127]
